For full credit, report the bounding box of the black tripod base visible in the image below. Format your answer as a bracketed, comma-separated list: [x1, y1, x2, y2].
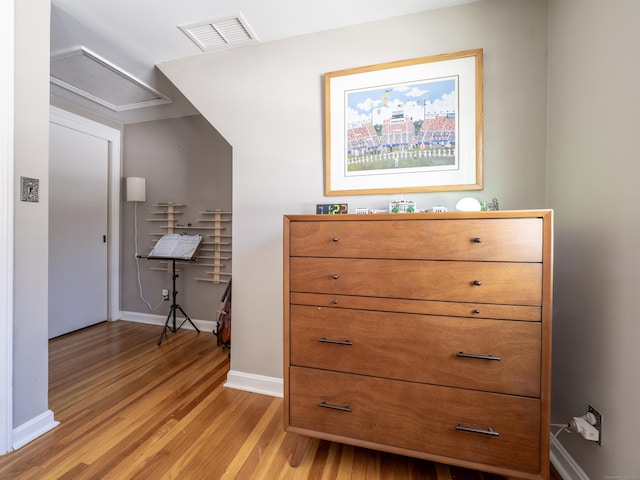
[157, 303, 200, 346]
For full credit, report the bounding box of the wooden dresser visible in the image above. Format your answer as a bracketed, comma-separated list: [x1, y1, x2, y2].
[283, 210, 553, 480]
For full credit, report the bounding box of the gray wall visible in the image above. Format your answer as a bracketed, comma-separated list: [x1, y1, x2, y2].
[547, 0, 640, 477]
[13, 0, 50, 428]
[121, 115, 232, 320]
[159, 0, 549, 379]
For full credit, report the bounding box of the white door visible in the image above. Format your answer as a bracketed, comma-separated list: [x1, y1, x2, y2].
[49, 122, 108, 338]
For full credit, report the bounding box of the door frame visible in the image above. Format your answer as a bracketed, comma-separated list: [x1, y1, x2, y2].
[0, 0, 15, 455]
[50, 106, 122, 323]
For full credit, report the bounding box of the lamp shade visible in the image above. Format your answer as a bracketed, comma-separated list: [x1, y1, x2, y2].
[126, 177, 146, 202]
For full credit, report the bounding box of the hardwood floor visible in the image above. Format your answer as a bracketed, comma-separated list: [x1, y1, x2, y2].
[0, 321, 511, 479]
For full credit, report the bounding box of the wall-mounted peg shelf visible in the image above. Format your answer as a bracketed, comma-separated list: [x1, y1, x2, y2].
[145, 205, 231, 283]
[194, 210, 232, 284]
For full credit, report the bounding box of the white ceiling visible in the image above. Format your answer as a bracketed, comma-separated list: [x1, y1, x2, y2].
[50, 0, 479, 123]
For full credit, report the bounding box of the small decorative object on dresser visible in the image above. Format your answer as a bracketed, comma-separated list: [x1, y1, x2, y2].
[389, 200, 416, 213]
[283, 210, 553, 480]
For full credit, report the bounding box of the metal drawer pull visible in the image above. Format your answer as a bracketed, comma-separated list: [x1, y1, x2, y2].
[333, 274, 340, 279]
[473, 237, 483, 243]
[473, 279, 482, 286]
[332, 236, 339, 242]
[318, 401, 352, 412]
[457, 351, 501, 361]
[333, 299, 339, 305]
[318, 337, 353, 346]
[473, 309, 481, 314]
[456, 424, 500, 436]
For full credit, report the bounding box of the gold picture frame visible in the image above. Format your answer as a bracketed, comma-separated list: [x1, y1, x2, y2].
[324, 49, 483, 196]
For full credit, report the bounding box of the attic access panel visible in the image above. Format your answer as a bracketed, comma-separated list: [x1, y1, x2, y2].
[50, 46, 171, 112]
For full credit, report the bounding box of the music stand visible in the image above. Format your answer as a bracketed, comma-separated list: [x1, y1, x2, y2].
[142, 234, 203, 345]
[153, 257, 200, 345]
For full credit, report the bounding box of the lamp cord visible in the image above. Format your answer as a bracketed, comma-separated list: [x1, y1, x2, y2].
[134, 201, 164, 311]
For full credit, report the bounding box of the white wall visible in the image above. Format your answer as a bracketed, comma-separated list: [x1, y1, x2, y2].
[547, 0, 640, 477]
[12, 0, 55, 442]
[159, 0, 549, 382]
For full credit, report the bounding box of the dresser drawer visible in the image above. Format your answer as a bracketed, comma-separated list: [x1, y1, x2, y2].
[289, 218, 542, 262]
[289, 367, 541, 473]
[290, 257, 543, 306]
[290, 292, 542, 321]
[290, 305, 541, 397]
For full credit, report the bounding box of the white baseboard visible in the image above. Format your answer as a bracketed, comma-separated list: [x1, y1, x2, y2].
[12, 410, 59, 450]
[120, 310, 216, 333]
[550, 436, 590, 480]
[224, 370, 283, 398]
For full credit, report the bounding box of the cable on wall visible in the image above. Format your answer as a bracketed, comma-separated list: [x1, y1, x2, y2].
[133, 201, 164, 311]
[551, 422, 572, 440]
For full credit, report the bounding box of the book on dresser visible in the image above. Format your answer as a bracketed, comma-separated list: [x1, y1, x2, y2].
[283, 210, 553, 480]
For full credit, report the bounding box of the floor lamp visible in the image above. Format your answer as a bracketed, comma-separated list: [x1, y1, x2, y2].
[126, 177, 159, 311]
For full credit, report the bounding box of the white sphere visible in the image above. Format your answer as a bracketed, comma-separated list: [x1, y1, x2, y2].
[455, 197, 481, 211]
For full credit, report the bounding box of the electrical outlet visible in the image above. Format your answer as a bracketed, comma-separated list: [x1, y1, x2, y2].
[588, 404, 602, 446]
[162, 289, 169, 301]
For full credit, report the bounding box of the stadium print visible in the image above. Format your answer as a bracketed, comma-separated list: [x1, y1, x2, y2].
[345, 77, 458, 176]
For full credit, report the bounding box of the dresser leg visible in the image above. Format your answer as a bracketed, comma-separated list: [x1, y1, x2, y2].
[290, 434, 311, 467]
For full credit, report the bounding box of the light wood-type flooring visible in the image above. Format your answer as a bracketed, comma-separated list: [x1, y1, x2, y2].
[0, 320, 551, 479]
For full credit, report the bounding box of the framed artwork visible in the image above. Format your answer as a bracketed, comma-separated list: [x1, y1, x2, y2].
[324, 49, 483, 196]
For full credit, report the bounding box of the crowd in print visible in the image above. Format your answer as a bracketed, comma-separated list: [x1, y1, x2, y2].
[346, 112, 456, 171]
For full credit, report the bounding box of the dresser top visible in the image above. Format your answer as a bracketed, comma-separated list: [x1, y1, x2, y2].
[284, 209, 552, 222]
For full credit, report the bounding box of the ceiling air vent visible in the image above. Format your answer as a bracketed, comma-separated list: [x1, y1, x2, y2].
[179, 13, 258, 51]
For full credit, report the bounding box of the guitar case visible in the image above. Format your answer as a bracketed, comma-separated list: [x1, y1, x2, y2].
[214, 279, 231, 351]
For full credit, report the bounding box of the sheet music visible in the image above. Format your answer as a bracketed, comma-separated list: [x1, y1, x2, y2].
[148, 234, 202, 259]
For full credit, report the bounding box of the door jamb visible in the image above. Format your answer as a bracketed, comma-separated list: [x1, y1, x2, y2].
[0, 0, 15, 455]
